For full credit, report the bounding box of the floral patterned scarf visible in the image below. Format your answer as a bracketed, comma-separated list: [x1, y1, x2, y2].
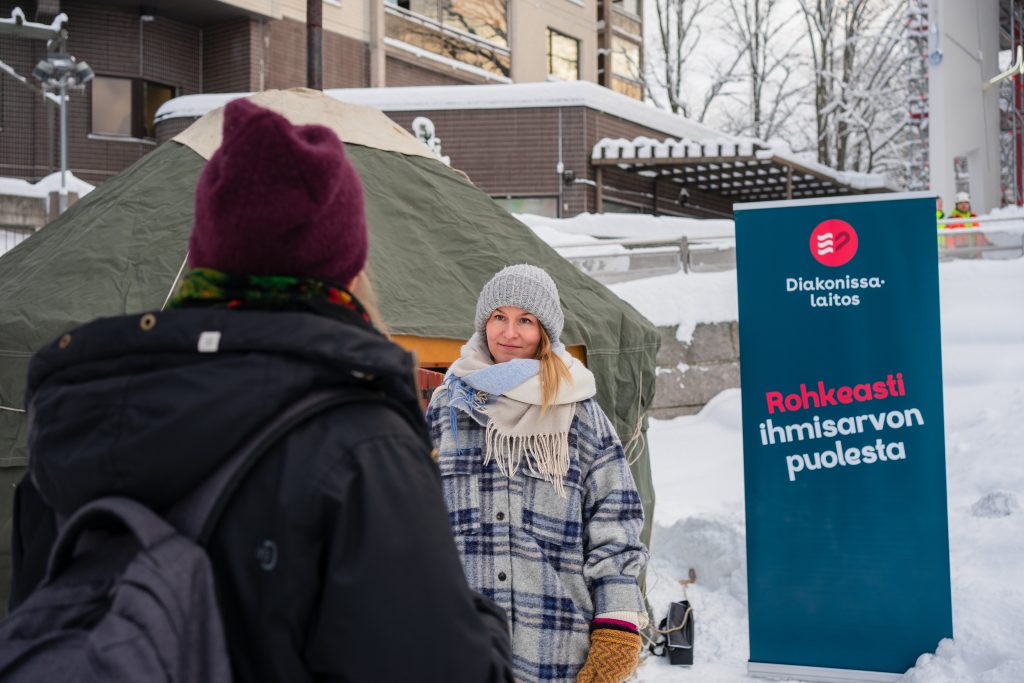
[166, 268, 371, 326]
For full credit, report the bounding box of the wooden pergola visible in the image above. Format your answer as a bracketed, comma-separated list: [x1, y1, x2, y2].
[591, 140, 889, 212]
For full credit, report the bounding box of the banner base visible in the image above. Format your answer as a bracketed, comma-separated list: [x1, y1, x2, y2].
[748, 662, 903, 682]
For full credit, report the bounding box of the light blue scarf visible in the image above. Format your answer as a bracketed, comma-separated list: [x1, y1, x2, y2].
[445, 334, 565, 425]
[442, 333, 595, 495]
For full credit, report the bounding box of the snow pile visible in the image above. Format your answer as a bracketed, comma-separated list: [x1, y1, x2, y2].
[635, 257, 1024, 682]
[515, 212, 734, 242]
[522, 221, 601, 247]
[609, 269, 737, 343]
[517, 217, 632, 264]
[592, 136, 756, 161]
[983, 205, 1024, 235]
[0, 172, 95, 205]
[0, 173, 97, 257]
[0, 7, 66, 37]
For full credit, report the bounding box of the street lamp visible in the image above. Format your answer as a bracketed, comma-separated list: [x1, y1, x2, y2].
[32, 52, 93, 214]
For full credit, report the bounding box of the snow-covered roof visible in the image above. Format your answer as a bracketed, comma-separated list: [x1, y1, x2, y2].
[153, 83, 893, 199]
[592, 135, 895, 199]
[155, 81, 725, 142]
[0, 7, 66, 40]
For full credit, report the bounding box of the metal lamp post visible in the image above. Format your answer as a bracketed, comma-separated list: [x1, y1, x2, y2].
[32, 53, 93, 214]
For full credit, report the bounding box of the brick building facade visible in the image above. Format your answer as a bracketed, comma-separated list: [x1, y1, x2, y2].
[5, 1, 878, 218]
[2, 0, 642, 184]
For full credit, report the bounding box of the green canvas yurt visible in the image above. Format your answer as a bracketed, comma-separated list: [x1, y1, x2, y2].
[0, 88, 659, 609]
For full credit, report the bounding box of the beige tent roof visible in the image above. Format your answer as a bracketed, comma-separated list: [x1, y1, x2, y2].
[175, 87, 440, 162]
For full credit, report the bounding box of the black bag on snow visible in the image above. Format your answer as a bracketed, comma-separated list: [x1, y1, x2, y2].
[0, 390, 369, 683]
[649, 599, 695, 666]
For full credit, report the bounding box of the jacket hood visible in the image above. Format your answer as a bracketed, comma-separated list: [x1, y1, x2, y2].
[25, 307, 418, 516]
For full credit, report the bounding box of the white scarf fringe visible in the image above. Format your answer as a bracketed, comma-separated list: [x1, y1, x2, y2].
[484, 422, 572, 498]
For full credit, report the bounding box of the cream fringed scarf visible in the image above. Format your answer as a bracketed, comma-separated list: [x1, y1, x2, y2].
[444, 333, 596, 496]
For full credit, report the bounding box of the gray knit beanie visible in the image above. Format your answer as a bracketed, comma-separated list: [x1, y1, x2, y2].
[475, 264, 564, 344]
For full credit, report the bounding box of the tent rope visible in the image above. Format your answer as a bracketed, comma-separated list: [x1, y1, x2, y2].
[0, 405, 26, 413]
[624, 367, 647, 466]
[161, 250, 190, 311]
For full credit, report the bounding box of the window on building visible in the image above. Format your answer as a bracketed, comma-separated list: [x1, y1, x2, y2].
[91, 76, 176, 139]
[446, 0, 508, 49]
[91, 77, 132, 137]
[385, 0, 511, 77]
[492, 196, 559, 218]
[612, 0, 640, 16]
[547, 29, 579, 81]
[387, 0, 440, 22]
[953, 155, 970, 195]
[612, 35, 641, 81]
[611, 35, 642, 99]
[142, 82, 175, 138]
[387, 0, 507, 48]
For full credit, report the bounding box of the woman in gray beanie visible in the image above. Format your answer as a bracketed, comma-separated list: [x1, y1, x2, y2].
[426, 264, 649, 683]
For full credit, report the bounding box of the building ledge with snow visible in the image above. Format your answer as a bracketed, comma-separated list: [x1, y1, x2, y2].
[155, 81, 893, 219]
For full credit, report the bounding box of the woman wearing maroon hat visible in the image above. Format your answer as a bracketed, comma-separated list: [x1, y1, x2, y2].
[10, 99, 514, 682]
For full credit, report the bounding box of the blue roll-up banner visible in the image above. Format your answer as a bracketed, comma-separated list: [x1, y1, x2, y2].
[734, 193, 953, 682]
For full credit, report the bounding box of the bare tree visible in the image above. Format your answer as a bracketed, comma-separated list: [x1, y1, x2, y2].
[796, 0, 842, 163]
[643, 0, 911, 185]
[721, 0, 805, 142]
[644, 0, 738, 120]
[796, 0, 912, 175]
[847, 11, 912, 180]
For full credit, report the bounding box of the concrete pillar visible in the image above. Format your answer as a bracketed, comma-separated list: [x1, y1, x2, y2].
[929, 0, 1001, 213]
[369, 0, 386, 87]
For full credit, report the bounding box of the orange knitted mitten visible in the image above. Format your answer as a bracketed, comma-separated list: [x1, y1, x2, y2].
[575, 628, 641, 683]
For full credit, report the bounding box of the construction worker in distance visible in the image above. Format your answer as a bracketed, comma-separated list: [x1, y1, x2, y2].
[948, 192, 977, 229]
[944, 192, 989, 255]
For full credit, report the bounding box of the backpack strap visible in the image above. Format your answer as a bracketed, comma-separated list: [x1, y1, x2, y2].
[43, 387, 424, 584]
[45, 497, 179, 581]
[168, 388, 394, 544]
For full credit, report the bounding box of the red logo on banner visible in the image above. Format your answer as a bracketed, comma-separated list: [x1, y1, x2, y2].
[810, 219, 858, 267]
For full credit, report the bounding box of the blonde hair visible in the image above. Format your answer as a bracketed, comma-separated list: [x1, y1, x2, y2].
[535, 325, 572, 411]
[349, 269, 390, 338]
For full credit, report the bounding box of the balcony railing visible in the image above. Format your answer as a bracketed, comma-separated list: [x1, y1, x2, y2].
[385, 5, 510, 78]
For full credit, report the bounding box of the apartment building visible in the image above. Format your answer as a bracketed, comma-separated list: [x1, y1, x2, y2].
[0, 0, 644, 184]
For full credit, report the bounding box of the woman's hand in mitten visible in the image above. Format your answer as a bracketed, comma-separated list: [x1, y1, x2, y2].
[575, 627, 641, 683]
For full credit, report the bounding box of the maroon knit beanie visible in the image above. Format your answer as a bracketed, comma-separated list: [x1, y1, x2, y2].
[188, 98, 368, 285]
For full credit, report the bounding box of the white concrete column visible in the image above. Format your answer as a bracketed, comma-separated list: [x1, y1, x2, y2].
[929, 0, 1001, 213]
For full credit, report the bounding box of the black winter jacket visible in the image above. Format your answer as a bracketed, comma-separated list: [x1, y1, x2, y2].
[10, 305, 514, 683]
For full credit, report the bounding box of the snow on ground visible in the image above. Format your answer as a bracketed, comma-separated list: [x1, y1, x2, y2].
[608, 270, 737, 344]
[517, 212, 735, 242]
[627, 257, 1024, 682]
[523, 221, 629, 258]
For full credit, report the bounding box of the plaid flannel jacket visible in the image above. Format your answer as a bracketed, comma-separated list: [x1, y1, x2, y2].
[426, 393, 648, 683]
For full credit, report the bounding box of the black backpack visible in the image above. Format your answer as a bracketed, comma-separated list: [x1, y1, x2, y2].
[0, 390, 377, 682]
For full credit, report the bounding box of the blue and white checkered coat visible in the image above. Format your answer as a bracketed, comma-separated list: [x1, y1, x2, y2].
[426, 393, 648, 683]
